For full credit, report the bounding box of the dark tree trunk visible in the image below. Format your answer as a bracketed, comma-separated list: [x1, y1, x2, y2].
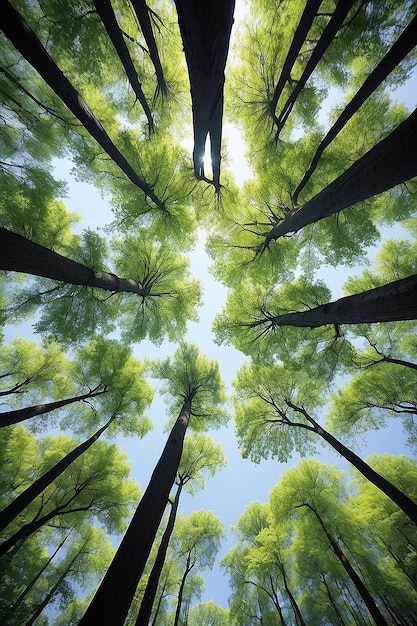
[173, 555, 192, 626]
[0, 226, 153, 296]
[292, 13, 417, 204]
[130, 0, 167, 95]
[0, 419, 111, 534]
[174, 0, 235, 190]
[289, 403, 417, 524]
[0, 2, 165, 210]
[135, 482, 183, 626]
[305, 504, 388, 625]
[269, 0, 322, 119]
[92, 0, 153, 130]
[281, 567, 306, 626]
[262, 107, 417, 246]
[249, 274, 417, 329]
[275, 0, 357, 138]
[80, 400, 191, 626]
[0, 386, 107, 428]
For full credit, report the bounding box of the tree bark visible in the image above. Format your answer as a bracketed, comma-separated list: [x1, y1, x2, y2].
[275, 0, 357, 139]
[0, 418, 112, 533]
[173, 555, 192, 626]
[292, 12, 417, 203]
[250, 275, 417, 329]
[0, 2, 165, 210]
[92, 0, 153, 130]
[281, 567, 306, 626]
[130, 0, 167, 95]
[79, 399, 191, 626]
[269, 0, 323, 119]
[0, 226, 155, 296]
[262, 107, 417, 246]
[135, 482, 183, 626]
[0, 386, 107, 428]
[304, 504, 388, 625]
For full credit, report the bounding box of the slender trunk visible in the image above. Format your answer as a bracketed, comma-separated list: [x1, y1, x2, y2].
[0, 2, 165, 210]
[24, 549, 81, 626]
[10, 531, 70, 613]
[92, 0, 153, 130]
[0, 386, 107, 428]
[173, 556, 192, 626]
[281, 566, 306, 626]
[321, 571, 347, 626]
[368, 355, 417, 371]
[130, 0, 167, 95]
[292, 13, 417, 203]
[80, 400, 191, 626]
[150, 587, 165, 626]
[0, 418, 112, 533]
[305, 504, 388, 625]
[135, 482, 183, 626]
[288, 402, 417, 523]
[250, 275, 417, 328]
[269, 0, 322, 118]
[0, 494, 91, 558]
[276, 0, 357, 138]
[262, 107, 417, 246]
[0, 226, 151, 295]
[269, 575, 287, 626]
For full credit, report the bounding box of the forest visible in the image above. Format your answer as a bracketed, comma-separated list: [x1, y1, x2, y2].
[0, 0, 417, 624]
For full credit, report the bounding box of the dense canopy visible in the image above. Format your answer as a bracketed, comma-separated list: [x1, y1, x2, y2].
[1, 0, 416, 624]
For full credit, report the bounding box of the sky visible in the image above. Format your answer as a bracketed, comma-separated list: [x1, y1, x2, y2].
[4, 0, 417, 615]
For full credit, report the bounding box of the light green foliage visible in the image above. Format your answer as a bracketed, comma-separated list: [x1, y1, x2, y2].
[178, 434, 227, 495]
[188, 600, 230, 626]
[172, 509, 224, 573]
[151, 342, 228, 429]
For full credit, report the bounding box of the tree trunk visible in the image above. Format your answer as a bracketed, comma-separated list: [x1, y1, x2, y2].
[293, 405, 417, 524]
[130, 0, 167, 95]
[275, 0, 357, 139]
[269, 0, 322, 119]
[0, 419, 111, 533]
[251, 274, 417, 328]
[305, 504, 388, 625]
[92, 0, 153, 130]
[0, 2, 165, 210]
[262, 107, 417, 246]
[135, 482, 183, 626]
[173, 556, 192, 626]
[0, 386, 107, 428]
[79, 399, 191, 626]
[292, 12, 417, 203]
[0, 226, 152, 296]
[281, 567, 306, 626]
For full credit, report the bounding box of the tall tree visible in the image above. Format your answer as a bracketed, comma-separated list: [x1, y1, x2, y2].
[0, 1, 165, 209]
[80, 343, 227, 625]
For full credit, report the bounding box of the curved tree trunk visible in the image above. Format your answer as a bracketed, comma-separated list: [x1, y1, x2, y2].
[281, 566, 306, 626]
[135, 482, 183, 626]
[292, 13, 417, 204]
[275, 0, 357, 138]
[130, 0, 167, 95]
[305, 504, 388, 625]
[173, 555, 192, 626]
[92, 0, 153, 130]
[261, 107, 417, 246]
[80, 399, 191, 626]
[0, 386, 107, 428]
[0, 418, 112, 533]
[269, 0, 322, 119]
[1, 1, 165, 210]
[0, 227, 153, 296]
[249, 275, 417, 329]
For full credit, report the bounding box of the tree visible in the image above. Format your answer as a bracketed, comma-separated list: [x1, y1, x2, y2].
[169, 510, 224, 626]
[1, 1, 166, 209]
[80, 343, 227, 625]
[134, 434, 226, 625]
[233, 361, 417, 523]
